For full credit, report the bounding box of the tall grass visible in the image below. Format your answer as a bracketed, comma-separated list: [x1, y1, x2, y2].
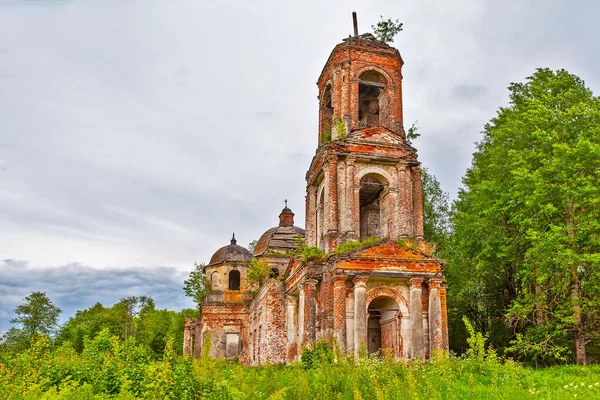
[1, 330, 599, 399]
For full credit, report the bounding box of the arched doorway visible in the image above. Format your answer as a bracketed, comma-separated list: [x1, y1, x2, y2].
[367, 296, 400, 355]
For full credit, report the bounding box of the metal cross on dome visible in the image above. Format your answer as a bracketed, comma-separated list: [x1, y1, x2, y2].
[284, 199, 288, 208]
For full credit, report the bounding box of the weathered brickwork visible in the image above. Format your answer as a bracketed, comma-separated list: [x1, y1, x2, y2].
[184, 30, 448, 364]
[248, 279, 287, 365]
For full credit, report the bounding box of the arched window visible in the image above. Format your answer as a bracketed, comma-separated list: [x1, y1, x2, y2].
[211, 271, 220, 291]
[320, 83, 333, 143]
[229, 270, 240, 290]
[317, 189, 325, 250]
[358, 70, 387, 129]
[359, 174, 387, 240]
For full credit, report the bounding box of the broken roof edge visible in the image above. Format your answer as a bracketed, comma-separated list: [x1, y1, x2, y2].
[317, 35, 403, 87]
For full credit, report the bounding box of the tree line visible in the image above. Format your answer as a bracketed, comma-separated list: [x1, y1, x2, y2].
[1, 292, 197, 359]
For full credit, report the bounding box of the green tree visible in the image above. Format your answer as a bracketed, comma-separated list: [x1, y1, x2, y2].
[422, 167, 451, 255]
[248, 240, 258, 252]
[11, 291, 61, 336]
[405, 121, 451, 255]
[183, 262, 209, 307]
[371, 16, 403, 43]
[449, 68, 600, 365]
[56, 302, 113, 352]
[113, 296, 155, 340]
[1, 291, 61, 351]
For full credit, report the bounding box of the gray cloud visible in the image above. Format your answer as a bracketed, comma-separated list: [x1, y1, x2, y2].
[0, 259, 194, 335]
[452, 84, 488, 100]
[1, 0, 599, 325]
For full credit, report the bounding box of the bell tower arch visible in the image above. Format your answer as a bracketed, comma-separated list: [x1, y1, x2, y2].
[305, 21, 425, 253]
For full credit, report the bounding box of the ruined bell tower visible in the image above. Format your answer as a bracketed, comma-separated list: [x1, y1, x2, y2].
[305, 18, 425, 253]
[189, 16, 448, 364]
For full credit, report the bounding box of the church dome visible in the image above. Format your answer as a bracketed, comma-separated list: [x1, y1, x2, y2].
[208, 234, 253, 266]
[253, 205, 305, 256]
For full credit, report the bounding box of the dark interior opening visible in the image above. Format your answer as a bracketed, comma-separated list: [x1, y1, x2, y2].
[358, 70, 386, 129]
[359, 176, 384, 240]
[321, 84, 333, 141]
[367, 296, 400, 355]
[229, 270, 240, 290]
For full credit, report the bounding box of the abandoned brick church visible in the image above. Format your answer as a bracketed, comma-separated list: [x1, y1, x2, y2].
[183, 26, 449, 364]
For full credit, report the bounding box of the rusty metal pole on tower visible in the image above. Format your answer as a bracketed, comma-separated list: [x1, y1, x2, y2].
[352, 12, 358, 37]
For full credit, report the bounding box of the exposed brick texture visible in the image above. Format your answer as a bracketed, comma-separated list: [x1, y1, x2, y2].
[185, 33, 448, 364]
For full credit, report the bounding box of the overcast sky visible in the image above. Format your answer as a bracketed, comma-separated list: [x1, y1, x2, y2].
[1, 0, 599, 334]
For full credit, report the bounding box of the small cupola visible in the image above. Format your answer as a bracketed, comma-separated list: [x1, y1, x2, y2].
[279, 199, 295, 227]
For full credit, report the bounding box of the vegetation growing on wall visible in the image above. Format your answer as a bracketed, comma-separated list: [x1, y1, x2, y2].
[246, 258, 272, 287]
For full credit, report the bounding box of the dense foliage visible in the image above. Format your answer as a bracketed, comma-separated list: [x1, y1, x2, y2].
[54, 298, 197, 359]
[447, 68, 600, 365]
[1, 329, 599, 399]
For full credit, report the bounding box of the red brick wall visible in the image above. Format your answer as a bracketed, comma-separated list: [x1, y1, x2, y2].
[248, 279, 287, 365]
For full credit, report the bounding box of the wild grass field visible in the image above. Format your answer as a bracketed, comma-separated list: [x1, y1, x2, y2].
[1, 330, 599, 400]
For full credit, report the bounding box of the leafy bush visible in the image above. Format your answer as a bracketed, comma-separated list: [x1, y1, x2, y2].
[333, 118, 346, 140]
[321, 124, 332, 142]
[246, 259, 271, 287]
[301, 246, 325, 262]
[300, 341, 333, 369]
[1, 327, 600, 399]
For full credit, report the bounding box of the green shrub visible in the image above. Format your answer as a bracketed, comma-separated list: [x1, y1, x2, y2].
[301, 246, 325, 262]
[334, 237, 382, 255]
[246, 258, 271, 287]
[334, 118, 346, 140]
[1, 329, 600, 399]
[321, 124, 332, 142]
[301, 341, 333, 369]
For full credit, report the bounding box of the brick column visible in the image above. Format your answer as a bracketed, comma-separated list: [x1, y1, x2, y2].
[353, 276, 369, 356]
[396, 163, 413, 237]
[326, 155, 339, 251]
[428, 278, 444, 352]
[306, 185, 318, 247]
[440, 283, 449, 351]
[183, 318, 194, 356]
[303, 279, 318, 348]
[409, 278, 424, 358]
[333, 274, 347, 353]
[337, 160, 347, 235]
[412, 167, 424, 238]
[346, 157, 359, 241]
[320, 272, 333, 343]
[193, 319, 202, 358]
[346, 287, 355, 354]
[387, 187, 399, 240]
